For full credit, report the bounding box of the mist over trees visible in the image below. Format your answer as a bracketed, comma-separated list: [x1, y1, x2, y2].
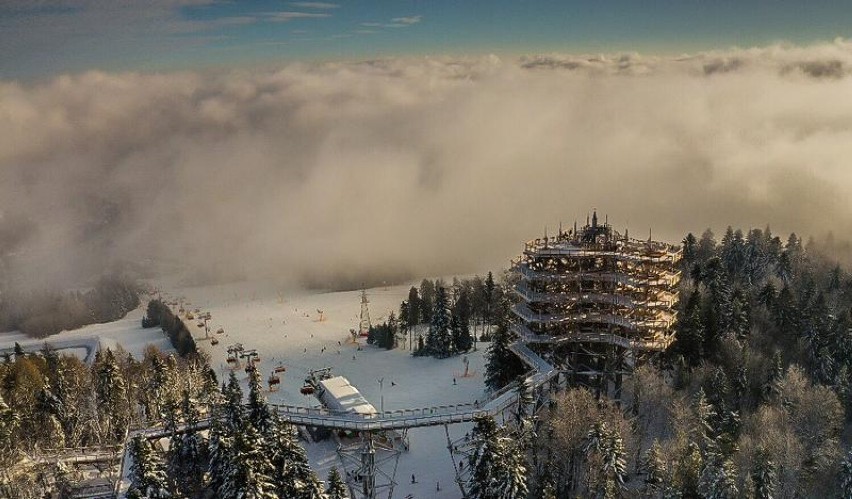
[0, 275, 139, 338]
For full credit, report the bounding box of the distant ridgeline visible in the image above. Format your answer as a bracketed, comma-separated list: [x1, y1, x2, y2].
[0, 276, 140, 338]
[142, 299, 197, 356]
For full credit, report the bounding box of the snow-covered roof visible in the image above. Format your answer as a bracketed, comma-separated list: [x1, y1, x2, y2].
[318, 376, 377, 415]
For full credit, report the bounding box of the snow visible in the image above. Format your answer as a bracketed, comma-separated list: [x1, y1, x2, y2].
[1, 279, 494, 498]
[0, 306, 175, 363]
[163, 279, 492, 498]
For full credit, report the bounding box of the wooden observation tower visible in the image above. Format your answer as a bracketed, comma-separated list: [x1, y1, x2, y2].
[511, 210, 682, 399]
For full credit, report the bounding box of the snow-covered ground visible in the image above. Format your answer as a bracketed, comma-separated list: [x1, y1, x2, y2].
[165, 280, 490, 499]
[0, 279, 490, 498]
[0, 305, 175, 363]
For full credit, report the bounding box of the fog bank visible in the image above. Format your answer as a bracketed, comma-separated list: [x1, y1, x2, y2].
[3, 40, 852, 289]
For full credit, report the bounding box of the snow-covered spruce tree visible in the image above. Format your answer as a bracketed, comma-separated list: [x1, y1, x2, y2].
[128, 434, 169, 498]
[672, 442, 703, 498]
[223, 371, 244, 431]
[466, 416, 528, 499]
[698, 454, 738, 499]
[206, 421, 234, 496]
[0, 392, 19, 465]
[451, 288, 473, 353]
[751, 447, 776, 499]
[35, 378, 65, 449]
[326, 467, 348, 499]
[248, 367, 274, 435]
[267, 416, 325, 499]
[167, 389, 207, 497]
[641, 439, 666, 493]
[94, 348, 129, 443]
[694, 389, 717, 454]
[220, 421, 276, 499]
[483, 271, 496, 339]
[584, 421, 627, 499]
[840, 449, 852, 499]
[484, 303, 524, 391]
[514, 376, 534, 426]
[494, 432, 529, 499]
[425, 285, 452, 357]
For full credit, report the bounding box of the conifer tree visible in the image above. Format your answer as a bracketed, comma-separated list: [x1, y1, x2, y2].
[673, 442, 703, 498]
[698, 455, 738, 499]
[484, 272, 496, 338]
[584, 421, 627, 499]
[35, 379, 65, 448]
[451, 290, 473, 353]
[223, 371, 244, 431]
[220, 422, 276, 499]
[751, 447, 776, 499]
[267, 416, 325, 499]
[485, 305, 524, 390]
[407, 286, 421, 327]
[248, 368, 273, 435]
[326, 467, 348, 499]
[425, 285, 452, 357]
[0, 392, 19, 463]
[642, 439, 666, 492]
[466, 416, 528, 499]
[94, 348, 128, 442]
[167, 389, 207, 497]
[419, 279, 435, 325]
[128, 434, 169, 498]
[840, 449, 852, 499]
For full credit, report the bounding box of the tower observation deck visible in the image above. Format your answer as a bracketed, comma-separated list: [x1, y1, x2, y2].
[511, 211, 682, 398]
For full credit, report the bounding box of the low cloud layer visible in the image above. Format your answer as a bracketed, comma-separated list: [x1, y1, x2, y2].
[3, 40, 852, 290]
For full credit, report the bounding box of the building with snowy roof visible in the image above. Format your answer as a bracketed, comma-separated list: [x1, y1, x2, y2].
[318, 376, 378, 416]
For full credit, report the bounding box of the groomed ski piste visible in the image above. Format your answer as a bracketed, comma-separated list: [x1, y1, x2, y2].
[154, 280, 557, 498]
[0, 280, 556, 498]
[0, 307, 176, 364]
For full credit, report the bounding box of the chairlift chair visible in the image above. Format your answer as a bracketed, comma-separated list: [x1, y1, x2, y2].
[268, 371, 281, 389]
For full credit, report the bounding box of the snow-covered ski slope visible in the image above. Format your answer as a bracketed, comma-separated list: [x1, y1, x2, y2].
[0, 306, 175, 363]
[164, 280, 494, 498]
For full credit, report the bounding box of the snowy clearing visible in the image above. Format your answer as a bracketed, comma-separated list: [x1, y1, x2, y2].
[164, 280, 493, 499]
[0, 305, 175, 363]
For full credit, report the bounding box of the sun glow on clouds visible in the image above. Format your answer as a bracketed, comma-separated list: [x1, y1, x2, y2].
[3, 40, 852, 289]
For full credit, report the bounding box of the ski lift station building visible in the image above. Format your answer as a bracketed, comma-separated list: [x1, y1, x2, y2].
[318, 376, 378, 416]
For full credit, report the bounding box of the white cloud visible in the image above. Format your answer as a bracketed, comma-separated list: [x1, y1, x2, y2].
[359, 15, 422, 30]
[390, 15, 421, 25]
[290, 2, 340, 9]
[4, 41, 852, 290]
[264, 11, 331, 22]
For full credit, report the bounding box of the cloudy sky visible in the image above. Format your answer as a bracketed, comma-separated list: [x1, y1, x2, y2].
[3, 0, 852, 79]
[3, 2, 852, 290]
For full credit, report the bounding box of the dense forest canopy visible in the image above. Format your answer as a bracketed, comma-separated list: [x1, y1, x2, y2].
[3, 224, 852, 497]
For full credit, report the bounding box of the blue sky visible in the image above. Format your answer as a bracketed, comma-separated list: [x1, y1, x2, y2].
[2, 0, 851, 79]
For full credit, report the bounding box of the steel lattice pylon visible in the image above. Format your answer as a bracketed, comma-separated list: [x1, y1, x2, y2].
[337, 432, 400, 499]
[359, 289, 372, 336]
